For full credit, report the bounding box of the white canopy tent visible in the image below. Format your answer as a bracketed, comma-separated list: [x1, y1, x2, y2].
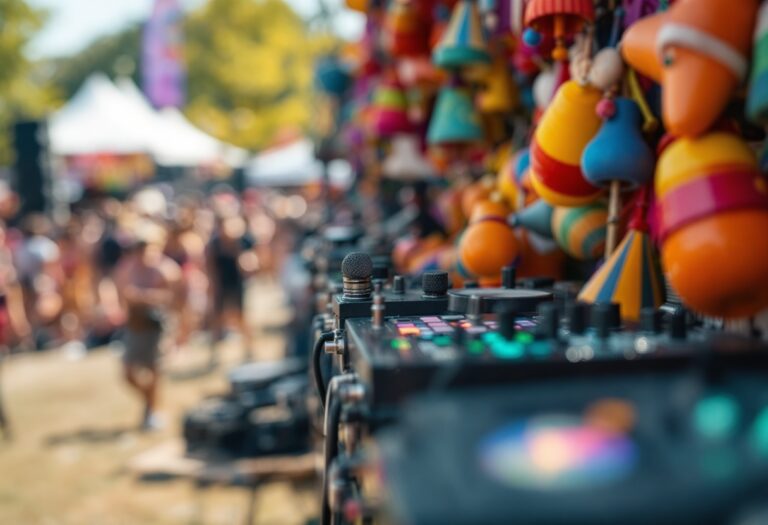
[247, 138, 352, 187]
[49, 74, 151, 155]
[49, 74, 247, 167]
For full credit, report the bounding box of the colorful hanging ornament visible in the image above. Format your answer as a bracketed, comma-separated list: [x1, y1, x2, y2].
[369, 77, 412, 138]
[530, 80, 604, 207]
[582, 97, 655, 253]
[656, 132, 768, 319]
[457, 200, 520, 284]
[511, 199, 554, 239]
[524, 0, 596, 62]
[621, 0, 759, 137]
[578, 189, 664, 322]
[551, 202, 608, 260]
[433, 0, 491, 70]
[382, 135, 436, 181]
[384, 0, 432, 58]
[427, 79, 484, 145]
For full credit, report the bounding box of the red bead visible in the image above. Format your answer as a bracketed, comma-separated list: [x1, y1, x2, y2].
[596, 98, 616, 119]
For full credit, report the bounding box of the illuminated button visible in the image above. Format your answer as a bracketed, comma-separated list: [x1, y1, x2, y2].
[433, 335, 452, 347]
[750, 408, 768, 456]
[516, 332, 534, 344]
[491, 341, 524, 359]
[421, 316, 442, 323]
[468, 340, 485, 355]
[694, 395, 740, 440]
[465, 326, 487, 334]
[398, 327, 421, 336]
[433, 326, 454, 334]
[528, 341, 551, 357]
[396, 322, 416, 328]
[390, 338, 411, 351]
[483, 333, 502, 344]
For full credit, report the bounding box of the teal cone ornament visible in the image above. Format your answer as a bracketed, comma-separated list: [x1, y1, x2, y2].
[433, 0, 491, 70]
[427, 83, 484, 145]
[511, 200, 554, 239]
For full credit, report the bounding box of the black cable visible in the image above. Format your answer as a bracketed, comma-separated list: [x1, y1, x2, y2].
[313, 331, 334, 410]
[322, 395, 341, 525]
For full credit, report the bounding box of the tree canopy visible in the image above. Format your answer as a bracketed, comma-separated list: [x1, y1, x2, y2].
[0, 0, 57, 165]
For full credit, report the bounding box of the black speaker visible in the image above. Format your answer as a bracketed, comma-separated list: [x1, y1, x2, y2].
[12, 120, 50, 217]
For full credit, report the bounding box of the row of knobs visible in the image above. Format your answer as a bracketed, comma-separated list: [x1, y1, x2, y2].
[497, 301, 688, 342]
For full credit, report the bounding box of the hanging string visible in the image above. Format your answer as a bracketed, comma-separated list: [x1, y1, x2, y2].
[627, 68, 659, 133]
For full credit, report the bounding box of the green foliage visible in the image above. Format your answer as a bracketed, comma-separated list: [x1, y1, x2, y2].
[183, 0, 338, 150]
[47, 26, 142, 101]
[0, 0, 57, 165]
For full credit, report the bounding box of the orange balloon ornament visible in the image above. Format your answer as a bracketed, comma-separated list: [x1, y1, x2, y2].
[457, 201, 519, 285]
[656, 133, 768, 319]
[620, 0, 759, 137]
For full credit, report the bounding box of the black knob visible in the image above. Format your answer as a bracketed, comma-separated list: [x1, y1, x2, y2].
[495, 304, 517, 340]
[566, 302, 589, 335]
[640, 308, 662, 334]
[591, 303, 617, 339]
[392, 275, 406, 294]
[669, 309, 688, 340]
[341, 252, 373, 280]
[422, 271, 449, 297]
[502, 266, 516, 289]
[591, 302, 621, 329]
[536, 303, 559, 340]
[467, 295, 483, 321]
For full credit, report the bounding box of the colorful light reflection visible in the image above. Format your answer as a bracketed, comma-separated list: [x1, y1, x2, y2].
[478, 414, 638, 490]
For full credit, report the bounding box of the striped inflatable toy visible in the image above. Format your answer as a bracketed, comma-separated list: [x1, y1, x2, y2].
[551, 202, 607, 260]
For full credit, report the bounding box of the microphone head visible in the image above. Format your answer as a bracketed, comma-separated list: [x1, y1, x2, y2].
[341, 252, 373, 280]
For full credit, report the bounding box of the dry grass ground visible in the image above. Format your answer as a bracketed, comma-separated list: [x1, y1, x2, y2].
[0, 278, 317, 525]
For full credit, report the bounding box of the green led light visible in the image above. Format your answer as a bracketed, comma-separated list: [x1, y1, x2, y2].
[693, 395, 740, 441]
[390, 338, 410, 351]
[491, 342, 524, 359]
[516, 332, 534, 344]
[433, 336, 452, 347]
[469, 340, 485, 354]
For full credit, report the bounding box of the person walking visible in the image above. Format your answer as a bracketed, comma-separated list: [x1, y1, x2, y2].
[115, 223, 180, 430]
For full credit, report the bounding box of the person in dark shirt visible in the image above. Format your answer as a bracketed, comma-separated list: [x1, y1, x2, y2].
[206, 215, 258, 364]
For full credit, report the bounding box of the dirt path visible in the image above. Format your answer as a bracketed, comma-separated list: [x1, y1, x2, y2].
[0, 278, 317, 525]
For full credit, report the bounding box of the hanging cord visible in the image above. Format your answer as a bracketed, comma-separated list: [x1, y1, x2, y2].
[313, 331, 335, 409]
[627, 68, 659, 133]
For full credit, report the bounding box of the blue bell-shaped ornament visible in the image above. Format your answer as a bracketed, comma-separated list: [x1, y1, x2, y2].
[581, 97, 654, 189]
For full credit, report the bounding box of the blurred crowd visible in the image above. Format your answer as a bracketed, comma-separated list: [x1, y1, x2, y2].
[0, 183, 298, 360]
